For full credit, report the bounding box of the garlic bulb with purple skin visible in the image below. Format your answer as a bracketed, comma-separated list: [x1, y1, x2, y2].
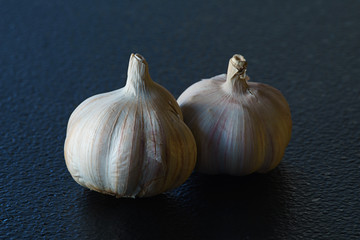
[64, 53, 197, 197]
[177, 54, 292, 175]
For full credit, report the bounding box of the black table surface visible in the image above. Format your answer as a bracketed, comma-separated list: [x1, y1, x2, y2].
[1, 0, 359, 239]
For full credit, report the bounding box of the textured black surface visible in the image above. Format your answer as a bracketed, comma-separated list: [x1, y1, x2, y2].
[1, 0, 360, 239]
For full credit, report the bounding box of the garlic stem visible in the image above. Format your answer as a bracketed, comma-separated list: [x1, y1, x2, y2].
[126, 53, 152, 94]
[224, 54, 248, 93]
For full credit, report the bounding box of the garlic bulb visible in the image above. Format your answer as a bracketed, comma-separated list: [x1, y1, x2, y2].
[177, 54, 292, 176]
[64, 53, 197, 198]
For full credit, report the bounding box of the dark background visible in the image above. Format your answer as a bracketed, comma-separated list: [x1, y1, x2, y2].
[1, 0, 359, 239]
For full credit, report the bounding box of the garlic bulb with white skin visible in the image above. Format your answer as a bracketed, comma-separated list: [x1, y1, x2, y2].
[177, 54, 292, 175]
[64, 53, 197, 198]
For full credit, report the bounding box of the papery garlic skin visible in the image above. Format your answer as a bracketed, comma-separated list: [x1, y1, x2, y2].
[64, 54, 197, 198]
[177, 54, 292, 176]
